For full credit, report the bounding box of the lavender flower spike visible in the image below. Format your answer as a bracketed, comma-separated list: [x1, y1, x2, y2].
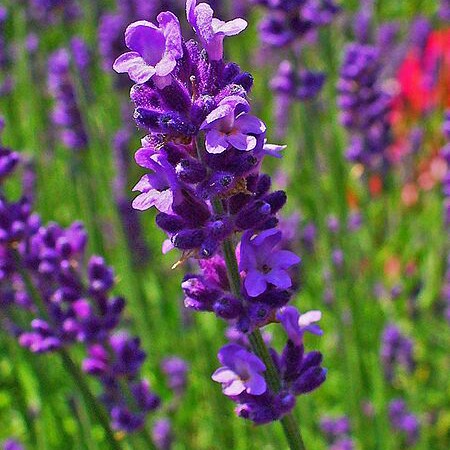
[113, 12, 183, 87]
[186, 0, 247, 61]
[239, 229, 301, 297]
[212, 344, 267, 396]
[277, 306, 323, 346]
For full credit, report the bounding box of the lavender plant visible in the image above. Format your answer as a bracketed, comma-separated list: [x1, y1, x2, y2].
[0, 125, 186, 446]
[113, 2, 326, 448]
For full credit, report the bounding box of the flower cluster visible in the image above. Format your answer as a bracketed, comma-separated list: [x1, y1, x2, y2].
[28, 0, 81, 25]
[253, 0, 340, 48]
[380, 324, 415, 382]
[337, 41, 392, 174]
[320, 416, 354, 450]
[114, 0, 326, 424]
[2, 440, 24, 450]
[388, 399, 420, 445]
[0, 126, 185, 435]
[47, 48, 88, 150]
[253, 0, 340, 137]
[211, 307, 325, 423]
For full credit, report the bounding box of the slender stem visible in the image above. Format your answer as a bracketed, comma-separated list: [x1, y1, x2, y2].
[211, 200, 306, 450]
[59, 350, 122, 450]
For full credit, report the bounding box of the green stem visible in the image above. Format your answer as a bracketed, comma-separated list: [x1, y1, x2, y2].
[212, 200, 306, 450]
[59, 350, 122, 450]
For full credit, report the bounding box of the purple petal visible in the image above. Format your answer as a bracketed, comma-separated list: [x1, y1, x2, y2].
[235, 114, 266, 134]
[272, 250, 301, 269]
[113, 52, 155, 84]
[218, 343, 244, 366]
[125, 21, 165, 66]
[245, 373, 266, 395]
[227, 132, 257, 151]
[205, 129, 229, 154]
[253, 229, 282, 255]
[265, 268, 292, 290]
[245, 269, 267, 297]
[134, 148, 158, 169]
[186, 0, 196, 25]
[238, 232, 257, 271]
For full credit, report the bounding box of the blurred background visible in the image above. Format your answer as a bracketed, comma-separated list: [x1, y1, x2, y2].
[0, 1, 449, 449]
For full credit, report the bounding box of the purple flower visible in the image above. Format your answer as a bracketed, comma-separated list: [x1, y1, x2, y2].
[186, 0, 247, 61]
[162, 356, 189, 396]
[389, 399, 420, 445]
[152, 418, 173, 450]
[200, 96, 266, 154]
[0, 148, 19, 182]
[277, 306, 323, 345]
[132, 151, 180, 213]
[113, 12, 183, 87]
[2, 440, 24, 450]
[239, 229, 300, 297]
[212, 344, 267, 396]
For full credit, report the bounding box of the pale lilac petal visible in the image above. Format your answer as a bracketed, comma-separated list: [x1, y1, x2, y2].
[201, 104, 234, 128]
[245, 373, 266, 395]
[132, 190, 160, 211]
[265, 268, 292, 290]
[213, 18, 248, 36]
[156, 12, 183, 76]
[193, 3, 215, 41]
[245, 269, 267, 297]
[152, 189, 174, 213]
[125, 21, 165, 65]
[227, 132, 257, 151]
[132, 174, 152, 192]
[299, 310, 323, 336]
[272, 250, 301, 269]
[235, 114, 266, 134]
[205, 129, 229, 154]
[223, 379, 246, 396]
[162, 239, 174, 254]
[211, 367, 237, 383]
[113, 52, 156, 83]
[298, 310, 322, 327]
[263, 141, 286, 158]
